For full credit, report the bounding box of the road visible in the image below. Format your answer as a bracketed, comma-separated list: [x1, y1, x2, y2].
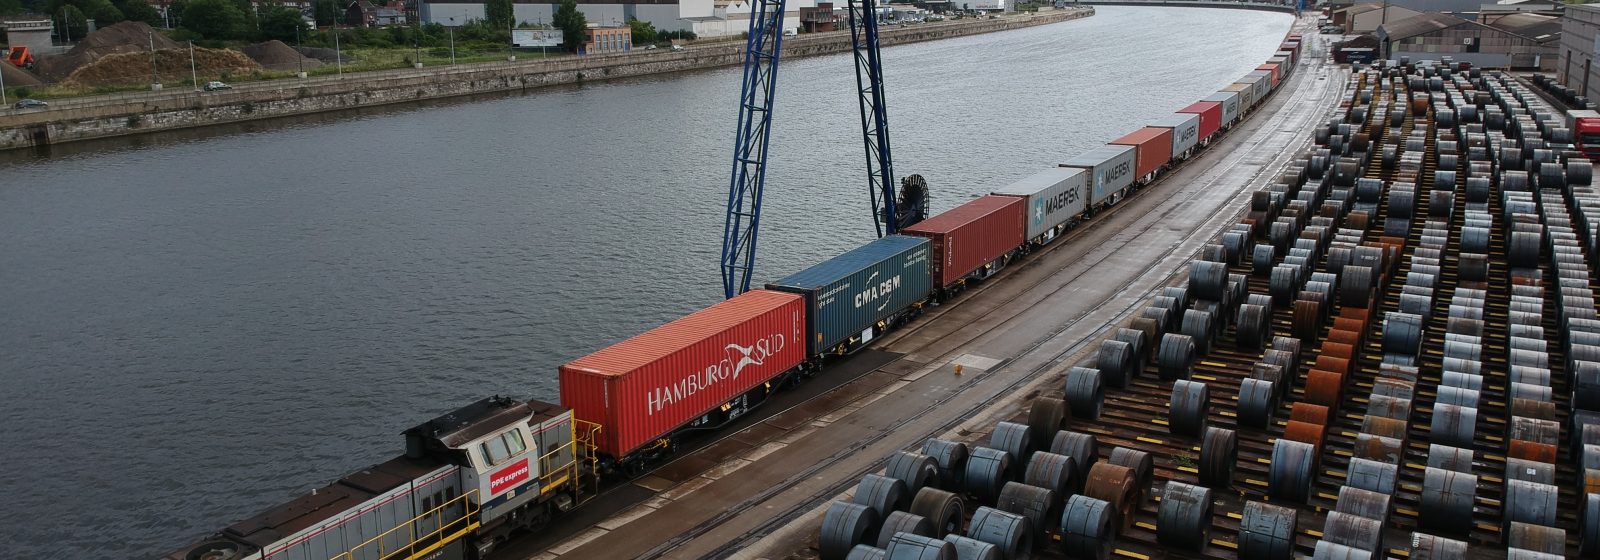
[511, 18, 1345, 560]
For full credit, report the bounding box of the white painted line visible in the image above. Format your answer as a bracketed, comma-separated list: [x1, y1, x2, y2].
[744, 440, 786, 463]
[701, 458, 753, 480]
[657, 475, 714, 501]
[596, 502, 658, 531]
[547, 527, 608, 556]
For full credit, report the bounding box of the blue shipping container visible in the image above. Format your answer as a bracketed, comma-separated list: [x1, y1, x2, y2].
[766, 235, 933, 357]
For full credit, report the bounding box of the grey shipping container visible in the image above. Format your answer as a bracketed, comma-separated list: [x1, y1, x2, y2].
[991, 167, 1089, 243]
[1246, 72, 1271, 101]
[1061, 144, 1136, 207]
[1205, 91, 1242, 125]
[1149, 112, 1201, 158]
[767, 235, 932, 356]
[1226, 82, 1256, 112]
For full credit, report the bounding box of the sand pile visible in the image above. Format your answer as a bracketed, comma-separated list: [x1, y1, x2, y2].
[1, 61, 44, 87]
[36, 21, 183, 81]
[62, 46, 261, 86]
[242, 40, 322, 71]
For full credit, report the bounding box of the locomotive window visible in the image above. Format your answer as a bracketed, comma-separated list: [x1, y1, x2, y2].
[482, 437, 511, 466]
[503, 430, 526, 455]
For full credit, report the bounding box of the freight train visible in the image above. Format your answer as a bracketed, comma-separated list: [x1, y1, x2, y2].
[164, 34, 1304, 560]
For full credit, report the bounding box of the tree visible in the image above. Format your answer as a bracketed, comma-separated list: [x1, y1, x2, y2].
[81, 0, 124, 24]
[259, 4, 306, 41]
[119, 0, 162, 25]
[552, 0, 584, 53]
[313, 0, 339, 25]
[58, 4, 88, 41]
[484, 0, 511, 30]
[627, 17, 654, 45]
[0, 0, 24, 16]
[181, 0, 245, 39]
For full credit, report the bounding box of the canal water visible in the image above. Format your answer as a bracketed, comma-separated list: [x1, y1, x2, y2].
[0, 6, 1291, 557]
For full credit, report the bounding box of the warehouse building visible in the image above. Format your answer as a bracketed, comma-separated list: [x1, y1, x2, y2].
[1377, 12, 1553, 69]
[1331, 3, 1423, 34]
[417, 0, 819, 37]
[1560, 4, 1600, 102]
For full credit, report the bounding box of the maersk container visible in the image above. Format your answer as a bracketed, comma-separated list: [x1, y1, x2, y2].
[1179, 101, 1222, 140]
[1110, 127, 1174, 181]
[766, 235, 932, 357]
[991, 167, 1089, 242]
[1203, 91, 1241, 125]
[1257, 63, 1281, 88]
[900, 196, 1026, 288]
[559, 289, 806, 459]
[1150, 112, 1201, 157]
[1223, 83, 1254, 112]
[1061, 144, 1137, 207]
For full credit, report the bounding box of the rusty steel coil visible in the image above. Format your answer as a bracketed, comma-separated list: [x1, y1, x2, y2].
[1353, 434, 1404, 464]
[1290, 402, 1330, 426]
[1293, 299, 1323, 342]
[1304, 369, 1345, 408]
[1082, 462, 1137, 530]
[1361, 416, 1408, 440]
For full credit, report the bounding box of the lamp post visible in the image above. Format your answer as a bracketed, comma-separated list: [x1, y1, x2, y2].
[448, 17, 456, 64]
[149, 30, 160, 90]
[1, 62, 8, 107]
[296, 22, 305, 76]
[188, 40, 198, 90]
[334, 20, 343, 77]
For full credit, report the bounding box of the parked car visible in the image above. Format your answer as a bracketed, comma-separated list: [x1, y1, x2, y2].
[1320, 25, 1343, 34]
[204, 81, 232, 91]
[13, 98, 47, 109]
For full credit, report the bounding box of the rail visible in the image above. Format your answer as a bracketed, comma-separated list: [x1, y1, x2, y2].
[325, 489, 480, 560]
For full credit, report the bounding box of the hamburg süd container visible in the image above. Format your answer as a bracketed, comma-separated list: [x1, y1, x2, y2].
[899, 195, 1026, 289]
[1257, 63, 1281, 88]
[1203, 91, 1241, 126]
[991, 166, 1089, 243]
[767, 235, 932, 357]
[1111, 127, 1175, 181]
[1150, 112, 1201, 158]
[559, 289, 807, 459]
[1223, 83, 1255, 113]
[1179, 102, 1222, 141]
[1061, 144, 1137, 207]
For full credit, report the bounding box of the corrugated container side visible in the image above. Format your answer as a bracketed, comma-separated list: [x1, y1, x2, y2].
[559, 290, 807, 458]
[1257, 63, 1280, 87]
[1203, 92, 1241, 125]
[766, 236, 932, 356]
[1060, 145, 1136, 206]
[991, 167, 1089, 241]
[900, 196, 1026, 287]
[1110, 127, 1174, 179]
[1245, 73, 1270, 100]
[1179, 101, 1222, 140]
[1150, 112, 1201, 156]
[1223, 83, 1253, 112]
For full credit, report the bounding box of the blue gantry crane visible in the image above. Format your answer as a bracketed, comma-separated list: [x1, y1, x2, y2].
[719, 0, 929, 298]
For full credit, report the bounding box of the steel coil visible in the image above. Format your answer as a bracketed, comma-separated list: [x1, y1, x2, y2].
[1353, 433, 1404, 464]
[1157, 334, 1195, 381]
[1335, 485, 1391, 523]
[1313, 540, 1372, 560]
[1460, 226, 1489, 254]
[1323, 511, 1384, 552]
[1293, 298, 1322, 343]
[1238, 501, 1296, 560]
[1271, 265, 1300, 305]
[909, 487, 966, 538]
[823, 501, 883, 560]
[1059, 495, 1114, 560]
[1096, 339, 1134, 390]
[876, 511, 936, 549]
[887, 452, 940, 497]
[1510, 382, 1553, 403]
[1511, 230, 1542, 268]
[1049, 431, 1097, 474]
[1373, 377, 1416, 400]
[1366, 394, 1411, 420]
[1408, 532, 1468, 560]
[1430, 404, 1478, 448]
[1169, 380, 1209, 438]
[847, 545, 888, 560]
[1161, 286, 1190, 308]
[990, 423, 1033, 472]
[1082, 463, 1137, 530]
[994, 483, 1053, 543]
[965, 447, 1015, 505]
[1361, 416, 1408, 440]
[1584, 493, 1600, 559]
[1063, 367, 1103, 420]
[1305, 369, 1345, 407]
[1238, 378, 1277, 429]
[1156, 481, 1213, 550]
[965, 507, 1032, 560]
[1507, 522, 1566, 556]
[1435, 385, 1480, 409]
[1346, 458, 1397, 494]
[1506, 549, 1563, 560]
[1576, 361, 1600, 409]
[1180, 310, 1214, 356]
[1111, 328, 1147, 380]
[923, 439, 969, 492]
[1269, 439, 1317, 503]
[1419, 467, 1477, 532]
[884, 533, 956, 560]
[1200, 426, 1237, 488]
[940, 536, 998, 560]
[1540, 161, 1568, 191]
[1340, 265, 1375, 309]
[1235, 303, 1269, 350]
[856, 473, 911, 519]
[1510, 398, 1558, 422]
[1504, 479, 1559, 528]
[1107, 447, 1153, 494]
[1140, 307, 1172, 335]
[1027, 398, 1066, 452]
[1023, 452, 1076, 498]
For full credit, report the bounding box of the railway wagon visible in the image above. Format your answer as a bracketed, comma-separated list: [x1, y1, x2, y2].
[1060, 144, 1136, 207]
[990, 166, 1090, 246]
[1258, 63, 1282, 88]
[559, 289, 806, 469]
[1110, 127, 1175, 184]
[1149, 112, 1201, 160]
[899, 195, 1026, 295]
[766, 235, 933, 358]
[1245, 71, 1272, 101]
[1224, 82, 1255, 114]
[1203, 91, 1242, 127]
[1179, 101, 1223, 144]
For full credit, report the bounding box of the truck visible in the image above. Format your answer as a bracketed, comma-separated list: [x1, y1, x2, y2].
[6, 46, 35, 70]
[1569, 109, 1600, 160]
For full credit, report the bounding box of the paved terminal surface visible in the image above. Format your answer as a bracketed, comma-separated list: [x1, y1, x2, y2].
[497, 18, 1342, 560]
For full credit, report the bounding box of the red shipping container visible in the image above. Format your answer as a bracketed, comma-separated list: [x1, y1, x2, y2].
[559, 289, 806, 459]
[1178, 102, 1221, 141]
[901, 195, 1025, 287]
[1257, 63, 1280, 88]
[1110, 127, 1174, 180]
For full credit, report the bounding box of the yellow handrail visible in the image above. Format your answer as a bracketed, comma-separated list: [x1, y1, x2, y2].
[325, 489, 480, 560]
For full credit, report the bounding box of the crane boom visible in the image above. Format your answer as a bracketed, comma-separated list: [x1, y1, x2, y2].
[719, 0, 789, 299]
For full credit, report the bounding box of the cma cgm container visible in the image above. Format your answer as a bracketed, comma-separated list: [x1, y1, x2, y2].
[901, 196, 1026, 289]
[1150, 112, 1201, 158]
[1223, 83, 1254, 113]
[1061, 144, 1137, 206]
[1257, 63, 1280, 88]
[1110, 127, 1174, 181]
[1179, 101, 1222, 141]
[991, 167, 1089, 244]
[560, 289, 806, 459]
[1203, 91, 1241, 126]
[766, 235, 932, 357]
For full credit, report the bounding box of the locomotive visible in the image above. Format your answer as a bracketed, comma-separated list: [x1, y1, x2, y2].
[165, 34, 1302, 560]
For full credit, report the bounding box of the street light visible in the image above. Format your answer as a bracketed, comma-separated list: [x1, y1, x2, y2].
[188, 40, 198, 90]
[448, 17, 456, 64]
[149, 30, 160, 90]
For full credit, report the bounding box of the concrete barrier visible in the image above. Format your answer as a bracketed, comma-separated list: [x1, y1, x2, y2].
[0, 8, 1091, 150]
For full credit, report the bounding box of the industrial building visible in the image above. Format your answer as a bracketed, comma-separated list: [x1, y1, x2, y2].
[1330, 3, 1422, 34]
[416, 0, 829, 37]
[1377, 12, 1553, 69]
[1560, 4, 1600, 102]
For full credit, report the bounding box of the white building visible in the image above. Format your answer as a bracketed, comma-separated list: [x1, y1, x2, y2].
[418, 0, 822, 37]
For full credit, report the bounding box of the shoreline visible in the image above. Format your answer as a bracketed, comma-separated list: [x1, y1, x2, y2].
[0, 9, 1093, 151]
